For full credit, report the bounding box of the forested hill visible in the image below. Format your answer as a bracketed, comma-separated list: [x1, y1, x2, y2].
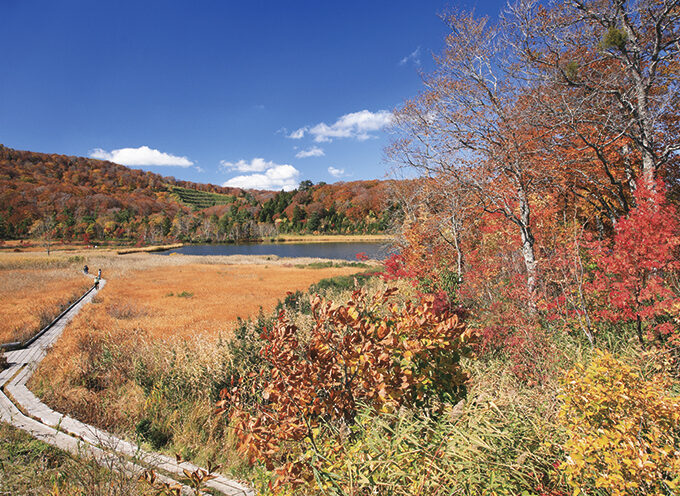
[0, 145, 400, 243]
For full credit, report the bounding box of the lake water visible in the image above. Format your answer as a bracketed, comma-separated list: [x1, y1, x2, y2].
[155, 241, 395, 261]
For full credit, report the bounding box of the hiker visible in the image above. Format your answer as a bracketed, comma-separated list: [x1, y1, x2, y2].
[94, 276, 100, 290]
[97, 268, 102, 278]
[83, 265, 89, 274]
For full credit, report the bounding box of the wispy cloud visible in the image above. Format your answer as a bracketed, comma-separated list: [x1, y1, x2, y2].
[399, 47, 421, 66]
[295, 146, 325, 158]
[328, 166, 346, 178]
[287, 127, 307, 139]
[89, 146, 193, 167]
[221, 158, 300, 191]
[288, 110, 393, 143]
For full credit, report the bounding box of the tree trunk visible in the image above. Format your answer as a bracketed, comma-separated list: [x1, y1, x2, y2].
[636, 314, 644, 345]
[520, 225, 537, 296]
[635, 85, 657, 189]
[517, 186, 538, 298]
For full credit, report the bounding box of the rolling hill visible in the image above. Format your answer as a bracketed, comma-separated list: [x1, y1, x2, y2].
[0, 145, 400, 244]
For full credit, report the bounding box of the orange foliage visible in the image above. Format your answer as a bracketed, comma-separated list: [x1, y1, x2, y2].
[219, 288, 472, 491]
[0, 145, 395, 242]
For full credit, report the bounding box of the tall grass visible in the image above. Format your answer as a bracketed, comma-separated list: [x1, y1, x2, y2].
[0, 421, 143, 495]
[29, 261, 366, 479]
[0, 253, 91, 343]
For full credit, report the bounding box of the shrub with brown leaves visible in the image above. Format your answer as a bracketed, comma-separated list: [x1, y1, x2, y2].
[217, 287, 473, 492]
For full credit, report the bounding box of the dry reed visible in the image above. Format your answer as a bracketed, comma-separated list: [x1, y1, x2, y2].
[0, 254, 91, 343]
[30, 260, 365, 463]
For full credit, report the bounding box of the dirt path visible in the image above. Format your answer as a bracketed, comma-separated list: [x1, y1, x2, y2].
[0, 279, 253, 495]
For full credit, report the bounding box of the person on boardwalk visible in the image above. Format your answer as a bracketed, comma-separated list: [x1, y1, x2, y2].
[83, 265, 89, 274]
[94, 276, 100, 290]
[97, 268, 101, 278]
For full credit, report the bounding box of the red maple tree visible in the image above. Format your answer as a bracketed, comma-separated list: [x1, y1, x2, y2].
[586, 182, 680, 345]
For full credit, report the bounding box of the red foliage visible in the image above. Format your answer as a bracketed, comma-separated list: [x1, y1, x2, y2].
[381, 253, 415, 281]
[586, 183, 680, 344]
[355, 251, 369, 261]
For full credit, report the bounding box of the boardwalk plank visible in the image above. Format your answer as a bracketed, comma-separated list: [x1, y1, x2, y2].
[0, 389, 194, 494]
[1, 279, 253, 495]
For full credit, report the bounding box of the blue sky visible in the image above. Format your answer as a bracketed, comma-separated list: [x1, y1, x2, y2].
[1, 0, 505, 190]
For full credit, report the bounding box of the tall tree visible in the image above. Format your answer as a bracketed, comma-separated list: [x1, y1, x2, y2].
[390, 11, 547, 297]
[30, 213, 57, 255]
[510, 0, 680, 190]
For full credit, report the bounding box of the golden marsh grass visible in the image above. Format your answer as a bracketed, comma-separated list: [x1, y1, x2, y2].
[29, 255, 366, 467]
[75, 262, 365, 340]
[0, 253, 91, 343]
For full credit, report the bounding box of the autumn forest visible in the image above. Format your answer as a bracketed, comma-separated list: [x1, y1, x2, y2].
[2, 0, 680, 494]
[0, 145, 398, 244]
[218, 0, 680, 493]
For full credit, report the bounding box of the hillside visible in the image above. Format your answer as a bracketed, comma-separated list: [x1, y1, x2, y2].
[0, 145, 400, 244]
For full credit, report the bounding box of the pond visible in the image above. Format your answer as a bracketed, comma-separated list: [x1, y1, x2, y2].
[155, 241, 396, 261]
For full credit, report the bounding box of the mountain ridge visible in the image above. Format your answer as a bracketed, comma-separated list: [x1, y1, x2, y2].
[0, 145, 400, 243]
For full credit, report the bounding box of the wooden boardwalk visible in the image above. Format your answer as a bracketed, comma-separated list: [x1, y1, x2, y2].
[1, 279, 254, 495]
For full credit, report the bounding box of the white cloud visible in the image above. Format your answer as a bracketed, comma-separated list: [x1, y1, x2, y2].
[195, 166, 205, 173]
[285, 110, 392, 142]
[221, 159, 300, 191]
[89, 146, 193, 167]
[399, 47, 421, 66]
[328, 166, 346, 178]
[306, 110, 393, 142]
[219, 158, 280, 173]
[288, 127, 307, 139]
[295, 146, 325, 158]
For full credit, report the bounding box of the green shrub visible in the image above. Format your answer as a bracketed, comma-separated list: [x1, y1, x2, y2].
[308, 271, 375, 294]
[275, 289, 311, 314]
[135, 418, 172, 449]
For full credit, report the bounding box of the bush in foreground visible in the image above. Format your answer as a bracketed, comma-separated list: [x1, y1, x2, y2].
[560, 350, 680, 495]
[218, 288, 473, 493]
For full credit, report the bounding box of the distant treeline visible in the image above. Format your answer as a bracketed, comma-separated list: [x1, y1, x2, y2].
[0, 145, 402, 244]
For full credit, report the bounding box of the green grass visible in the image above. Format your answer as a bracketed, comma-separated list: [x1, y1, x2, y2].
[170, 186, 236, 209]
[308, 270, 377, 293]
[0, 422, 142, 495]
[275, 270, 379, 315]
[294, 261, 371, 269]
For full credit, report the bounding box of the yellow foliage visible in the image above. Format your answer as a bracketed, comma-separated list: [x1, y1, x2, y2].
[560, 350, 680, 495]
